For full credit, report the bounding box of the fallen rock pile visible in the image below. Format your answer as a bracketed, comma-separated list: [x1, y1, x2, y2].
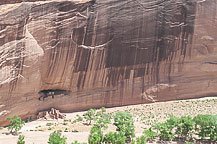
[37, 108, 66, 120]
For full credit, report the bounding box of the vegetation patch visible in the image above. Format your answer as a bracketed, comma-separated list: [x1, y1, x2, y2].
[3, 98, 217, 144]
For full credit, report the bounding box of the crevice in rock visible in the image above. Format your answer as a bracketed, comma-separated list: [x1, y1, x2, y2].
[205, 61, 217, 65]
[38, 89, 71, 101]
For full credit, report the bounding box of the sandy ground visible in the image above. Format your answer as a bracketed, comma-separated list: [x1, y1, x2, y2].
[0, 97, 217, 144]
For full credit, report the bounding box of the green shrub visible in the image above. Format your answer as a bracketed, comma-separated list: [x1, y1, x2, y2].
[76, 116, 83, 122]
[131, 139, 136, 144]
[46, 123, 53, 126]
[72, 129, 79, 132]
[88, 125, 104, 144]
[94, 109, 111, 130]
[48, 130, 67, 144]
[176, 116, 195, 139]
[72, 115, 83, 124]
[166, 115, 179, 130]
[17, 135, 25, 144]
[63, 122, 68, 125]
[154, 115, 179, 141]
[193, 114, 217, 140]
[64, 128, 69, 132]
[71, 141, 87, 144]
[136, 135, 147, 144]
[71, 141, 80, 144]
[83, 109, 96, 125]
[103, 132, 126, 144]
[155, 123, 174, 141]
[143, 128, 157, 141]
[114, 112, 135, 141]
[99, 107, 106, 113]
[7, 115, 25, 135]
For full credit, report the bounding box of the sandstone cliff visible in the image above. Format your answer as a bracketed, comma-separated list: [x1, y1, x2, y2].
[0, 0, 217, 126]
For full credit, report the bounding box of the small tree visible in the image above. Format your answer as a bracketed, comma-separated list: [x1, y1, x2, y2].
[17, 135, 25, 144]
[7, 115, 25, 135]
[176, 116, 195, 139]
[136, 135, 147, 144]
[94, 109, 111, 130]
[154, 115, 179, 141]
[193, 114, 217, 141]
[48, 130, 67, 144]
[88, 124, 104, 144]
[114, 112, 135, 142]
[83, 109, 96, 125]
[143, 128, 157, 141]
[104, 132, 126, 144]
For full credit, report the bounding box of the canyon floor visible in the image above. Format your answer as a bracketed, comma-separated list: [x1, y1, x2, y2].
[0, 97, 217, 144]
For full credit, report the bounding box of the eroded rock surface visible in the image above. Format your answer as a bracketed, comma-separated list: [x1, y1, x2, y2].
[0, 0, 217, 125]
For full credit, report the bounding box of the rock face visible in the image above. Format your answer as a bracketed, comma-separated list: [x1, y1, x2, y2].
[0, 0, 217, 125]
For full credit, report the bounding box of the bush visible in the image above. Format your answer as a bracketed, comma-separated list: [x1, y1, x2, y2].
[154, 115, 179, 141]
[99, 107, 106, 113]
[7, 115, 25, 135]
[72, 115, 83, 124]
[136, 135, 147, 144]
[155, 122, 174, 141]
[83, 109, 96, 125]
[88, 125, 104, 144]
[17, 135, 25, 144]
[103, 132, 126, 144]
[46, 123, 53, 126]
[114, 112, 135, 141]
[77, 116, 83, 122]
[94, 109, 111, 130]
[71, 141, 80, 144]
[143, 128, 157, 141]
[71, 141, 87, 144]
[193, 114, 217, 140]
[48, 130, 67, 144]
[176, 116, 195, 139]
[72, 129, 79, 132]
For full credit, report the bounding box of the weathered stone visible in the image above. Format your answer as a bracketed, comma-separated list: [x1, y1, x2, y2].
[0, 0, 217, 126]
[37, 108, 66, 120]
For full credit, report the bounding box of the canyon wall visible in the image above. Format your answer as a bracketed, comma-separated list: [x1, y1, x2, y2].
[0, 0, 217, 125]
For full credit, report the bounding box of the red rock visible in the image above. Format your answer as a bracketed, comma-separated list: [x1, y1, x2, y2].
[0, 0, 217, 126]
